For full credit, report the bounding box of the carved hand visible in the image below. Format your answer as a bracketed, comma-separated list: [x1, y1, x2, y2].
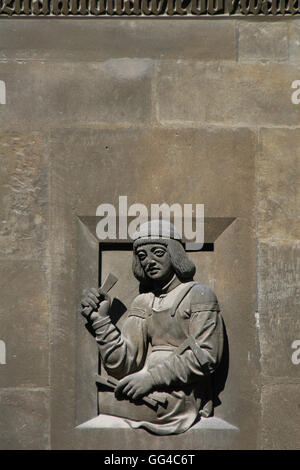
[81, 287, 111, 322]
[114, 370, 155, 401]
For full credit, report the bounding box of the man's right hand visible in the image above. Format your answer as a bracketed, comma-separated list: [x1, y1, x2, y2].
[81, 287, 111, 323]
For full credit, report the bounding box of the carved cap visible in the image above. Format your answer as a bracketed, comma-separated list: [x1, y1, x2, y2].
[132, 219, 182, 248]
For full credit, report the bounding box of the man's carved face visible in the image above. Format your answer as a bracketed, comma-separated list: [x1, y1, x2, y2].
[136, 243, 174, 283]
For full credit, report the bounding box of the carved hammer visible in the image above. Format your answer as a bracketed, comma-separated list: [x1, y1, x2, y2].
[95, 374, 167, 409]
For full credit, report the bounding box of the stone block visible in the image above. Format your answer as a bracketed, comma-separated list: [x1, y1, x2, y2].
[49, 126, 256, 217]
[261, 384, 300, 449]
[257, 128, 300, 242]
[238, 22, 288, 61]
[288, 22, 300, 62]
[75, 415, 240, 450]
[0, 260, 49, 388]
[0, 19, 236, 61]
[257, 242, 300, 379]
[0, 60, 152, 128]
[156, 61, 300, 126]
[0, 131, 48, 259]
[212, 214, 260, 449]
[0, 389, 50, 450]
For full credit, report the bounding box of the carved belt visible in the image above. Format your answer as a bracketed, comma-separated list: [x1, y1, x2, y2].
[152, 345, 176, 352]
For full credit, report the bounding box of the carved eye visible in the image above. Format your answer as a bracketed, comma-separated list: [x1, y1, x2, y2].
[153, 249, 165, 257]
[137, 251, 147, 261]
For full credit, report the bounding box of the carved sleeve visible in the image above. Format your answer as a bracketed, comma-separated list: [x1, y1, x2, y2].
[148, 286, 224, 388]
[92, 296, 149, 380]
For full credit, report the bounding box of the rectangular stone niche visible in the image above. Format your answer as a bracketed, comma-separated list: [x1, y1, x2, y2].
[75, 214, 258, 449]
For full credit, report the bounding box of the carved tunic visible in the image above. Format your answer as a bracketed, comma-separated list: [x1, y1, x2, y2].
[93, 276, 224, 435]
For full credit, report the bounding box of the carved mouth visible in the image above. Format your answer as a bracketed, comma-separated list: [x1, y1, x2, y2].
[148, 268, 160, 275]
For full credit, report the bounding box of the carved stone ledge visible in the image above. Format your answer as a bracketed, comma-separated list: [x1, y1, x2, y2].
[77, 414, 238, 431]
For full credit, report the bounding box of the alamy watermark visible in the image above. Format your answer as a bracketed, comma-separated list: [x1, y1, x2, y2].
[0, 80, 5, 105]
[291, 340, 300, 365]
[0, 340, 6, 365]
[96, 196, 204, 246]
[291, 80, 300, 104]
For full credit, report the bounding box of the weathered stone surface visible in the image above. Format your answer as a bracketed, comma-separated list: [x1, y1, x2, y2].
[214, 218, 260, 447]
[73, 426, 240, 450]
[0, 389, 50, 450]
[238, 22, 288, 61]
[261, 384, 300, 449]
[257, 242, 300, 379]
[156, 61, 300, 126]
[0, 19, 236, 61]
[0, 260, 49, 388]
[0, 132, 48, 259]
[49, 126, 256, 217]
[0, 18, 297, 450]
[0, 61, 152, 128]
[288, 22, 300, 62]
[257, 128, 300, 242]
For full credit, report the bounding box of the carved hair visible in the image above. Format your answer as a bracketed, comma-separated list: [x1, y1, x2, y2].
[132, 238, 196, 289]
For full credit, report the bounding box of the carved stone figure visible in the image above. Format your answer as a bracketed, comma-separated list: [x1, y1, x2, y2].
[81, 220, 224, 435]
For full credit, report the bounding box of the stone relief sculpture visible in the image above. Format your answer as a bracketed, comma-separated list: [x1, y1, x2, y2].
[81, 220, 225, 435]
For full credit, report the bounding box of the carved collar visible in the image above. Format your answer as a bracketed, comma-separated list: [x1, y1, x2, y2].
[153, 275, 181, 298]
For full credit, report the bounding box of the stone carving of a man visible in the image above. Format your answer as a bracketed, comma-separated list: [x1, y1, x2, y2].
[81, 220, 224, 435]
